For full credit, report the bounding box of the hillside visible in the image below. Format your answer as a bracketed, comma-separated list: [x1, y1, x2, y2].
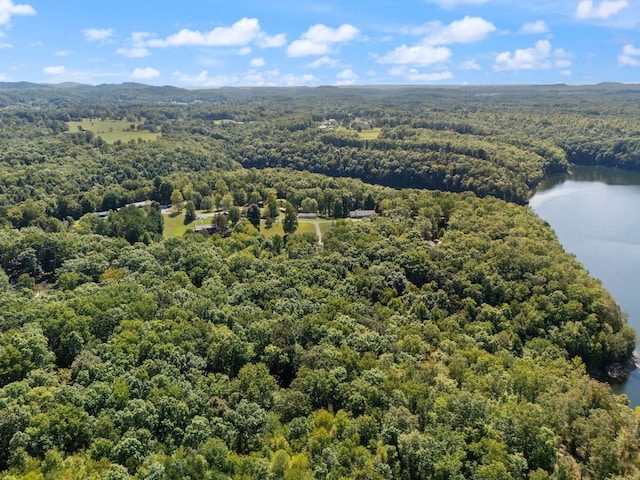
[0, 84, 638, 479]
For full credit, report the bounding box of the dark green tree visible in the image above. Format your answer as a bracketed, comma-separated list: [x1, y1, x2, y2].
[184, 201, 197, 224]
[247, 204, 261, 229]
[283, 202, 298, 235]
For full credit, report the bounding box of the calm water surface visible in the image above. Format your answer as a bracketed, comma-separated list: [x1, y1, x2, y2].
[530, 165, 640, 406]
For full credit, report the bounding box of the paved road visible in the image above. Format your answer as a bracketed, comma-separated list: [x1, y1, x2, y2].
[313, 222, 323, 246]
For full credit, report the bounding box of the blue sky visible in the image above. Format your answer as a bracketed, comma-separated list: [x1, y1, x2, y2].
[1, 0, 639, 86]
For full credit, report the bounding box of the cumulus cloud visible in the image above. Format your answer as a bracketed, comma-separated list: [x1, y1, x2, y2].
[519, 20, 549, 34]
[287, 23, 359, 57]
[43, 65, 66, 75]
[116, 47, 150, 58]
[116, 32, 151, 58]
[389, 65, 454, 82]
[172, 69, 315, 87]
[55, 50, 73, 57]
[424, 16, 495, 45]
[83, 28, 114, 44]
[379, 44, 452, 67]
[493, 40, 572, 71]
[336, 68, 358, 85]
[460, 59, 481, 70]
[250, 57, 265, 67]
[575, 0, 628, 19]
[619, 44, 640, 67]
[256, 33, 286, 48]
[146, 17, 283, 49]
[131, 67, 160, 79]
[308, 56, 338, 68]
[0, 1, 35, 26]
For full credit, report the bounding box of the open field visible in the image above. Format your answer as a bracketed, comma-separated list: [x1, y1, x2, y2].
[164, 212, 335, 242]
[163, 213, 194, 238]
[67, 119, 161, 143]
[357, 127, 381, 140]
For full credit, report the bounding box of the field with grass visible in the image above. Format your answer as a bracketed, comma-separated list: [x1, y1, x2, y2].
[67, 119, 161, 143]
[357, 127, 381, 140]
[163, 212, 336, 241]
[163, 213, 195, 238]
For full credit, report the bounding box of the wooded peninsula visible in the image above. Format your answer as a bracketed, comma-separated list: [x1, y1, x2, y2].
[0, 82, 639, 479]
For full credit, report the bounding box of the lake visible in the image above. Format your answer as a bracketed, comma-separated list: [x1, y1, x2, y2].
[529, 165, 640, 407]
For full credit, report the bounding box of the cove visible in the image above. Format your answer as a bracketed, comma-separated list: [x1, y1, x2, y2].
[529, 165, 640, 407]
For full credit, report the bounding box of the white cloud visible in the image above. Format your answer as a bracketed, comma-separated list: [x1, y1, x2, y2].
[256, 33, 286, 48]
[336, 68, 358, 85]
[116, 32, 151, 58]
[43, 65, 66, 75]
[83, 28, 115, 44]
[0, 1, 35, 26]
[237, 46, 252, 56]
[519, 20, 549, 34]
[0, 73, 7, 81]
[493, 40, 572, 71]
[116, 47, 150, 58]
[287, 23, 359, 57]
[131, 67, 160, 79]
[0, 42, 12, 49]
[424, 16, 495, 45]
[55, 50, 73, 57]
[308, 56, 338, 68]
[619, 44, 640, 67]
[146, 17, 283, 49]
[389, 65, 454, 82]
[287, 39, 331, 57]
[379, 44, 452, 66]
[575, 0, 628, 19]
[460, 59, 481, 70]
[250, 57, 265, 67]
[172, 69, 316, 87]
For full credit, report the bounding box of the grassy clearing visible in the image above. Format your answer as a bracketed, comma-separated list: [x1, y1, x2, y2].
[163, 213, 196, 238]
[67, 119, 160, 143]
[357, 128, 381, 140]
[164, 214, 335, 242]
[260, 220, 284, 238]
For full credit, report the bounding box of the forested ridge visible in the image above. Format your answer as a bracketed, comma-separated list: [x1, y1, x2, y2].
[0, 83, 639, 479]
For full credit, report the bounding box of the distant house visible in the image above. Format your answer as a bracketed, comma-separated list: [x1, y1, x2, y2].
[349, 209, 376, 219]
[194, 224, 216, 233]
[298, 212, 317, 219]
[126, 200, 153, 208]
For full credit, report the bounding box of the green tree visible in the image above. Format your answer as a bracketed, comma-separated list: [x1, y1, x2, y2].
[200, 195, 213, 212]
[228, 205, 241, 225]
[184, 200, 197, 224]
[300, 197, 318, 214]
[266, 189, 280, 219]
[247, 204, 261, 229]
[283, 202, 298, 235]
[170, 189, 184, 213]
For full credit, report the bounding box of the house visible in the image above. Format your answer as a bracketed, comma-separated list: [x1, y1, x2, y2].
[298, 212, 317, 219]
[194, 224, 216, 233]
[349, 209, 376, 219]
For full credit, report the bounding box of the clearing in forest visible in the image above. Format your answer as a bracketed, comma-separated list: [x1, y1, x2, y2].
[67, 119, 161, 143]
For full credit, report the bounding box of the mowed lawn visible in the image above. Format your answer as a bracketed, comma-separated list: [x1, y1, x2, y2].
[67, 119, 160, 143]
[357, 128, 381, 140]
[165, 212, 335, 242]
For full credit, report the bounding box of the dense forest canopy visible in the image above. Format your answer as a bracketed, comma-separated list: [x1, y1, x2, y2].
[0, 82, 639, 479]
